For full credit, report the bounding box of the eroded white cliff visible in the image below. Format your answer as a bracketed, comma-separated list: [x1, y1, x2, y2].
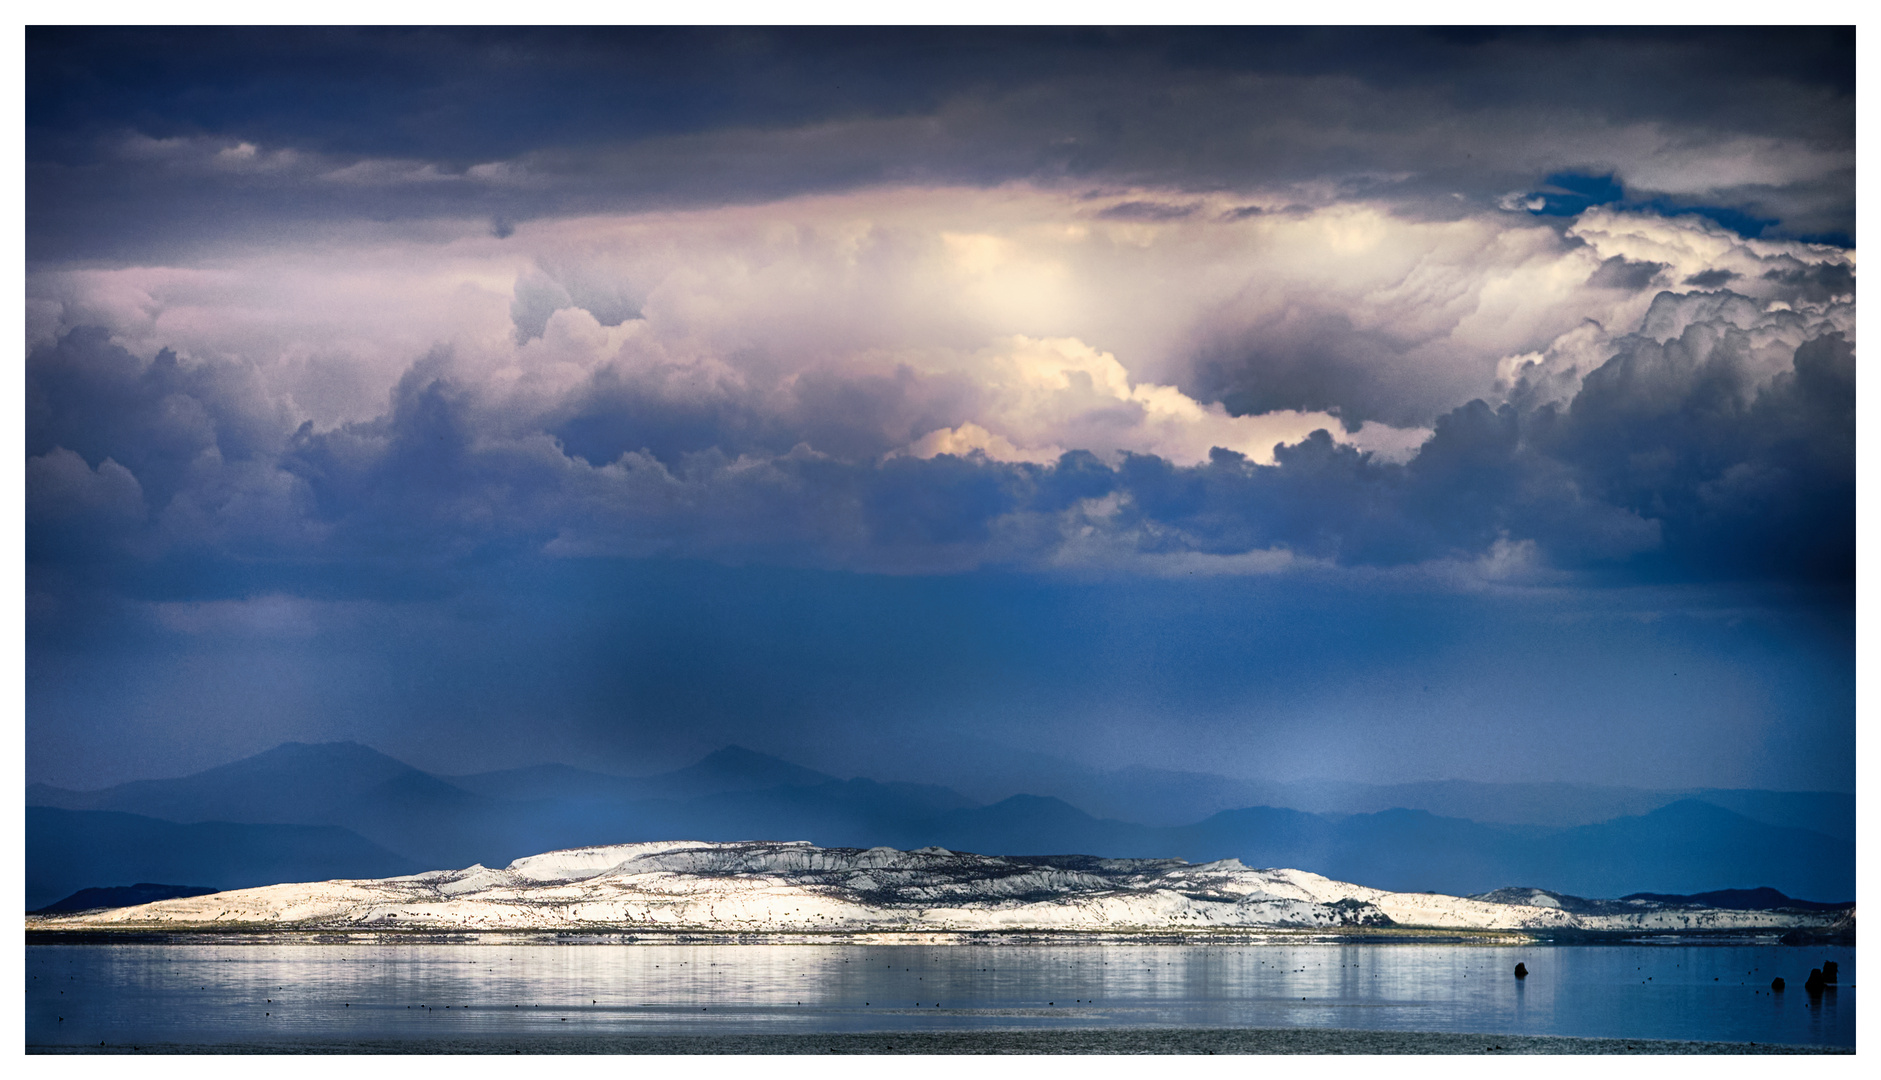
[27, 840, 1851, 935]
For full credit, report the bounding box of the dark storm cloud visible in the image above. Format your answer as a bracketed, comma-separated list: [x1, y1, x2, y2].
[1761, 262, 1857, 305]
[24, 327, 299, 539]
[1684, 269, 1738, 289]
[25, 288, 1853, 606]
[538, 353, 986, 472]
[1097, 201, 1200, 222]
[1556, 320, 1854, 583]
[23, 27, 1854, 793]
[26, 26, 1855, 262]
[1586, 256, 1669, 292]
[31, 28, 1851, 163]
[1189, 309, 1438, 428]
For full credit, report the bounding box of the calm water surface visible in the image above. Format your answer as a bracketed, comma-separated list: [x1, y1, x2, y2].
[25, 940, 1854, 1050]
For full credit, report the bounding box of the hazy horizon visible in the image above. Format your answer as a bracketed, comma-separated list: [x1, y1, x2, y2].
[29, 734, 1859, 803]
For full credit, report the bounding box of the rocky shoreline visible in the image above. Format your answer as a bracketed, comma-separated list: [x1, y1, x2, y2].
[25, 926, 1818, 947]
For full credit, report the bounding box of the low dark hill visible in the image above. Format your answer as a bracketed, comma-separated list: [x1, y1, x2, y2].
[33, 883, 220, 914]
[26, 807, 421, 912]
[1621, 887, 1853, 912]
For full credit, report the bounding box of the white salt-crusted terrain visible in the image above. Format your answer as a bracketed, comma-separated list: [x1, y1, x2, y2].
[26, 840, 1852, 935]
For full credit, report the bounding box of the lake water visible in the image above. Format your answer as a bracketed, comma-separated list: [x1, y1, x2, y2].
[25, 939, 1855, 1051]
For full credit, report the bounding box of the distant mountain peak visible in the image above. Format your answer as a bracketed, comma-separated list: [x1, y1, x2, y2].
[986, 793, 1095, 818]
[694, 744, 814, 769]
[180, 741, 435, 792]
[695, 745, 781, 766]
[247, 740, 411, 765]
[666, 745, 835, 792]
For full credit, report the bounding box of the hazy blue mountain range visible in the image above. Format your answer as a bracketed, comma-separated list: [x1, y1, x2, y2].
[26, 742, 1855, 911]
[445, 745, 841, 803]
[839, 735, 1857, 839]
[26, 806, 421, 911]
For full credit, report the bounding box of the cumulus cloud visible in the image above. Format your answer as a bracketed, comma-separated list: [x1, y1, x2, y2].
[35, 186, 1761, 435]
[22, 182, 1854, 594]
[1568, 209, 1854, 303]
[25, 447, 146, 539]
[896, 336, 1348, 467]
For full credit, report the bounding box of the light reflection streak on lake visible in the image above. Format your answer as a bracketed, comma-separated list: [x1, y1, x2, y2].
[25, 941, 1854, 1049]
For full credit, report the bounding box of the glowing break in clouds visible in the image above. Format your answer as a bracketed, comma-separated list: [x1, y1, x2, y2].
[25, 183, 1853, 581]
[34, 184, 1843, 461]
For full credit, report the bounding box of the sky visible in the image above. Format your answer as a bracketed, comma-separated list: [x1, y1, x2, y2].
[22, 26, 1856, 794]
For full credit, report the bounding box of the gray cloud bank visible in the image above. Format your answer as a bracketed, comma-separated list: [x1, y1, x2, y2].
[28, 27, 1854, 261]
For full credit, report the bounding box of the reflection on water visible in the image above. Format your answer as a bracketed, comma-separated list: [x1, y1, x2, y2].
[26, 940, 1854, 1049]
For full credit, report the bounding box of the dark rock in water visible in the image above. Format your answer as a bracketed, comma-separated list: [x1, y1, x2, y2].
[1803, 968, 1825, 994]
[1780, 908, 1856, 947]
[1820, 961, 1838, 984]
[1770, 977, 1785, 991]
[1513, 963, 1528, 979]
[1780, 927, 1855, 946]
[32, 882, 219, 914]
